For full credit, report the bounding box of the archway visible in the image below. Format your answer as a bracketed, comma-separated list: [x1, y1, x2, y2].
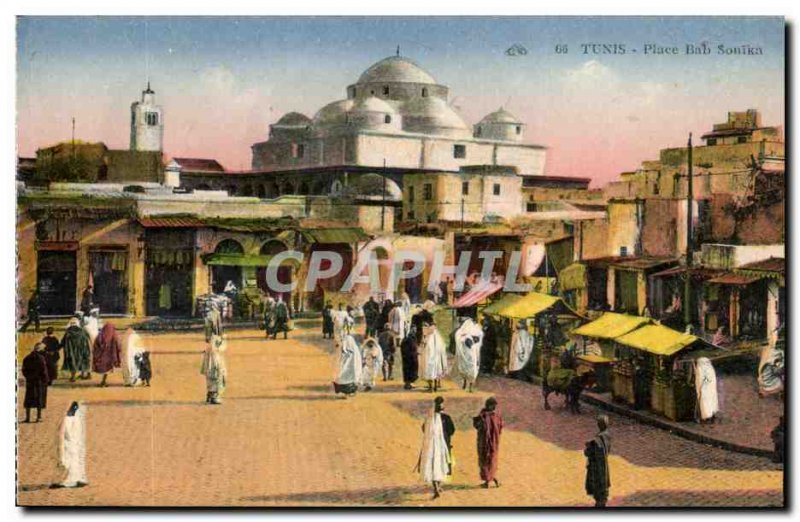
[298, 181, 310, 195]
[256, 184, 266, 198]
[257, 239, 292, 303]
[282, 181, 295, 195]
[240, 184, 254, 197]
[211, 239, 245, 294]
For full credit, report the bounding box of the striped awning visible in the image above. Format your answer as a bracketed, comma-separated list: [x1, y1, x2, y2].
[452, 281, 504, 308]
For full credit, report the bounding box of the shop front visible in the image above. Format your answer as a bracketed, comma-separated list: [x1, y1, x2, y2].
[36, 241, 78, 316]
[144, 229, 196, 317]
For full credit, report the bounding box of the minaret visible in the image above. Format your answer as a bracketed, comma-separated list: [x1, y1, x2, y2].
[130, 82, 163, 151]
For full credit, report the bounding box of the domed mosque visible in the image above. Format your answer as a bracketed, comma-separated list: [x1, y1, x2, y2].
[251, 54, 545, 177]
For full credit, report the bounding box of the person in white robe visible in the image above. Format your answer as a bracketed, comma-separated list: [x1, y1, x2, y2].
[508, 321, 533, 374]
[201, 335, 227, 405]
[333, 333, 362, 397]
[388, 302, 407, 351]
[332, 307, 355, 350]
[415, 396, 455, 499]
[399, 292, 412, 333]
[122, 327, 145, 386]
[421, 322, 448, 392]
[83, 309, 101, 351]
[454, 318, 483, 392]
[53, 401, 88, 488]
[694, 357, 719, 422]
[360, 337, 384, 391]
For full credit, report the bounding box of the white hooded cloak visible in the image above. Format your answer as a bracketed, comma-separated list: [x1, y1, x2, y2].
[508, 327, 533, 373]
[422, 327, 448, 380]
[59, 404, 87, 487]
[454, 318, 483, 383]
[694, 357, 719, 420]
[418, 411, 451, 483]
[122, 329, 145, 386]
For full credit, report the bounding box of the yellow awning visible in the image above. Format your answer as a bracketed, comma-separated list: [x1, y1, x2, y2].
[572, 312, 652, 340]
[498, 292, 561, 319]
[615, 324, 699, 356]
[481, 293, 523, 317]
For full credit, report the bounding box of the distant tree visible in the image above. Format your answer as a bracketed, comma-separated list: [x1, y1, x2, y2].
[34, 154, 96, 183]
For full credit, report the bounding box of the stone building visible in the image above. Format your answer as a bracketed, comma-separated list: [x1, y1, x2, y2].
[130, 82, 164, 152]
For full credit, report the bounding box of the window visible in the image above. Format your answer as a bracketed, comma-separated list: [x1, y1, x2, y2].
[476, 126, 482, 137]
[145, 112, 159, 126]
[619, 246, 629, 257]
[350, 87, 357, 98]
[492, 183, 501, 196]
[516, 125, 522, 135]
[462, 181, 469, 195]
[737, 136, 748, 144]
[526, 202, 537, 212]
[291, 143, 305, 159]
[408, 186, 415, 203]
[707, 138, 717, 146]
[407, 210, 415, 220]
[383, 86, 389, 95]
[453, 144, 466, 159]
[422, 87, 428, 97]
[423, 183, 433, 201]
[384, 114, 392, 124]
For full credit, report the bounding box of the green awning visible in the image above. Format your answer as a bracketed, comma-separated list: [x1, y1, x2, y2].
[572, 312, 652, 340]
[202, 253, 299, 267]
[301, 227, 369, 244]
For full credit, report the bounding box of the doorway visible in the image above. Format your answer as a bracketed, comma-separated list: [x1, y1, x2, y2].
[37, 250, 77, 315]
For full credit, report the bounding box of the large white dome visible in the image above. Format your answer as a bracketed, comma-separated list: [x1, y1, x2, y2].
[357, 56, 437, 85]
[402, 96, 470, 137]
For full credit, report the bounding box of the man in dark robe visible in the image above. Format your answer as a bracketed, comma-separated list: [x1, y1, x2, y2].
[363, 296, 380, 338]
[62, 318, 91, 381]
[80, 285, 94, 315]
[322, 302, 334, 339]
[92, 323, 122, 387]
[473, 397, 503, 488]
[584, 415, 611, 507]
[22, 342, 49, 423]
[412, 305, 434, 345]
[40, 327, 61, 385]
[270, 298, 290, 340]
[480, 317, 498, 374]
[378, 323, 396, 381]
[378, 300, 393, 331]
[401, 326, 419, 389]
[19, 290, 41, 333]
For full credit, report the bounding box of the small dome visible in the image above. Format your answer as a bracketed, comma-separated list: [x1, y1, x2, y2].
[402, 97, 470, 135]
[352, 96, 397, 114]
[313, 99, 354, 126]
[276, 112, 312, 126]
[480, 108, 521, 124]
[357, 56, 437, 85]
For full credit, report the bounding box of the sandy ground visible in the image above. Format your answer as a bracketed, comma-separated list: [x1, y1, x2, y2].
[16, 324, 783, 507]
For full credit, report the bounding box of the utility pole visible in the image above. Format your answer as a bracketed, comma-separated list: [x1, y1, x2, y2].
[684, 133, 693, 329]
[460, 196, 465, 231]
[71, 117, 76, 158]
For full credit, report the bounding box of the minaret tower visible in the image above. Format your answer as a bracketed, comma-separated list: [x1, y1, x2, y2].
[130, 82, 163, 151]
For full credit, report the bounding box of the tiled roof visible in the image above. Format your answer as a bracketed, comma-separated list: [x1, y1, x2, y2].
[139, 216, 205, 228]
[173, 158, 225, 172]
[737, 257, 784, 273]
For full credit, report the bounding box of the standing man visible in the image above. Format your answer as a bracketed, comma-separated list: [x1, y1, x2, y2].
[19, 290, 41, 333]
[40, 327, 61, 385]
[271, 297, 290, 340]
[92, 324, 122, 387]
[454, 317, 483, 392]
[322, 301, 335, 339]
[422, 321, 448, 393]
[473, 397, 503, 488]
[80, 285, 94, 316]
[388, 302, 407, 355]
[378, 323, 396, 381]
[333, 332, 362, 397]
[201, 335, 228, 405]
[360, 337, 383, 392]
[584, 415, 612, 508]
[122, 327, 145, 387]
[21, 342, 49, 423]
[416, 396, 455, 499]
[52, 401, 88, 488]
[61, 317, 91, 382]
[412, 301, 435, 345]
[362, 296, 380, 338]
[204, 305, 223, 343]
[401, 326, 419, 390]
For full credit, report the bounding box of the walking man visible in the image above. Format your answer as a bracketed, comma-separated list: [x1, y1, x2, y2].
[360, 337, 383, 392]
[378, 323, 396, 381]
[421, 321, 447, 393]
[61, 317, 91, 381]
[41, 327, 61, 385]
[362, 296, 379, 338]
[92, 324, 122, 387]
[473, 397, 503, 488]
[454, 317, 483, 392]
[21, 342, 49, 423]
[19, 290, 41, 333]
[322, 301, 334, 339]
[584, 415, 612, 507]
[416, 396, 455, 499]
[401, 326, 419, 390]
[270, 297, 290, 340]
[201, 335, 228, 404]
[52, 401, 88, 488]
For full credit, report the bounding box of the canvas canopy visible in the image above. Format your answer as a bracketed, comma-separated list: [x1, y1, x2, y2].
[481, 292, 578, 320]
[452, 281, 504, 308]
[481, 293, 523, 316]
[572, 312, 652, 340]
[614, 324, 700, 357]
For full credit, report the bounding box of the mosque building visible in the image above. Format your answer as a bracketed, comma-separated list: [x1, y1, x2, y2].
[249, 54, 546, 175]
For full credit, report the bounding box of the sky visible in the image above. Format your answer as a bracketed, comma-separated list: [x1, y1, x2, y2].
[16, 16, 785, 185]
